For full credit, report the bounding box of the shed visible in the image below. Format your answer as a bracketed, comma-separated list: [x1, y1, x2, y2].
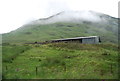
[51, 36, 100, 44]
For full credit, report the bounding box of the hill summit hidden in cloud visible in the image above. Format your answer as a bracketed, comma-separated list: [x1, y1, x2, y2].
[2, 10, 118, 44]
[28, 10, 117, 25]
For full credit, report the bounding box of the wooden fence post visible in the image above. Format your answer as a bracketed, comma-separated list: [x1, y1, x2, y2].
[36, 67, 38, 75]
[110, 64, 113, 73]
[64, 66, 66, 71]
[6, 66, 8, 70]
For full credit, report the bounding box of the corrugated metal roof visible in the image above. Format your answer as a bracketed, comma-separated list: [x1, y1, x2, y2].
[52, 36, 98, 41]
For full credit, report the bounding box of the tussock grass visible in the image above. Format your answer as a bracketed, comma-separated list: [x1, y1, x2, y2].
[2, 43, 118, 79]
[2, 44, 31, 63]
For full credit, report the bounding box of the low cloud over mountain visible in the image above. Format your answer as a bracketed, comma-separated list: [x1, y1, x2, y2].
[29, 10, 115, 25]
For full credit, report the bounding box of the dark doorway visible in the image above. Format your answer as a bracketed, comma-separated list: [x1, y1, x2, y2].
[79, 39, 82, 43]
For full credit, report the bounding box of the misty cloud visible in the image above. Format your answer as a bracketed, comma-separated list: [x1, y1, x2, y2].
[31, 10, 107, 25]
[45, 0, 70, 17]
[0, 0, 118, 33]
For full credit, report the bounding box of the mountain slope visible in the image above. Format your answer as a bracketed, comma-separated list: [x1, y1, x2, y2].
[2, 11, 118, 44]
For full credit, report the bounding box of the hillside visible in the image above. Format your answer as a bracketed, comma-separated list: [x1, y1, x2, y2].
[2, 11, 118, 44]
[3, 43, 118, 79]
[2, 11, 119, 79]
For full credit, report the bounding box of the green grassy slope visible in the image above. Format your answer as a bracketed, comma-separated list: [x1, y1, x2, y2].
[1, 12, 119, 79]
[2, 21, 118, 44]
[2, 43, 118, 79]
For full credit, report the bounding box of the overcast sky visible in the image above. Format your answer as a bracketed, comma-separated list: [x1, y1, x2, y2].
[0, 0, 119, 34]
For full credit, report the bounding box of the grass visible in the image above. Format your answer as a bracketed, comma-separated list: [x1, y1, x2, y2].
[2, 43, 118, 79]
[1, 16, 118, 79]
[2, 22, 118, 44]
[2, 44, 31, 63]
